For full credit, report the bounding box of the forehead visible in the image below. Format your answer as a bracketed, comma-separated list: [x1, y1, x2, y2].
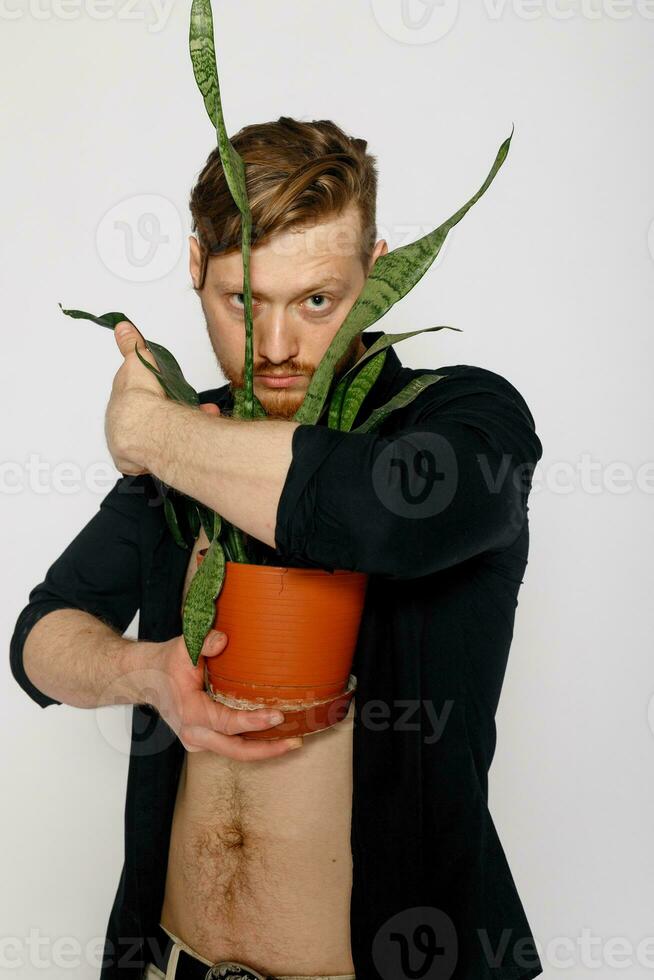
[207, 202, 363, 292]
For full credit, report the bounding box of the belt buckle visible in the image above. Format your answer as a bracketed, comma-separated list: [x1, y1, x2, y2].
[204, 963, 267, 980]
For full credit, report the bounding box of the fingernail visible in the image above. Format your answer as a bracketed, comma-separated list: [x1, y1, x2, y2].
[264, 712, 284, 725]
[287, 738, 303, 750]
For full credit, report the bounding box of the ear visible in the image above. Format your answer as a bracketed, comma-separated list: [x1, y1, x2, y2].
[189, 235, 202, 290]
[368, 238, 389, 271]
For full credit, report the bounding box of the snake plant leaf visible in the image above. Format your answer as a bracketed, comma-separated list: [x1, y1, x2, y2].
[213, 510, 222, 538]
[59, 304, 199, 406]
[189, 0, 256, 420]
[58, 305, 127, 330]
[224, 517, 248, 563]
[189, 0, 248, 215]
[163, 494, 188, 549]
[231, 386, 268, 420]
[328, 325, 458, 429]
[327, 374, 349, 430]
[184, 498, 201, 540]
[182, 533, 226, 666]
[352, 373, 448, 434]
[293, 128, 513, 426]
[195, 502, 214, 541]
[344, 326, 461, 388]
[133, 345, 200, 406]
[337, 349, 388, 433]
[141, 340, 199, 406]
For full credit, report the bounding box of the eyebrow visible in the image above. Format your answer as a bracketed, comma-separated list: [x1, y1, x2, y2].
[212, 274, 347, 298]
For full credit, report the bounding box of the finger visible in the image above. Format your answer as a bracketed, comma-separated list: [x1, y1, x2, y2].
[180, 725, 303, 761]
[114, 320, 148, 359]
[199, 403, 221, 417]
[189, 694, 287, 738]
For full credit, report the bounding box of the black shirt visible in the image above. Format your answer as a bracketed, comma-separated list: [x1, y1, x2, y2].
[10, 330, 544, 980]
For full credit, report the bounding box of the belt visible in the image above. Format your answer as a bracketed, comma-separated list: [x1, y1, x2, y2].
[148, 923, 274, 980]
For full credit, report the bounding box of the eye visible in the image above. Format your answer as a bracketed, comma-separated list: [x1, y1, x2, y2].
[228, 293, 253, 313]
[304, 294, 330, 311]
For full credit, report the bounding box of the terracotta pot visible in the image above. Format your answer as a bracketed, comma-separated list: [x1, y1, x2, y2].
[194, 553, 368, 739]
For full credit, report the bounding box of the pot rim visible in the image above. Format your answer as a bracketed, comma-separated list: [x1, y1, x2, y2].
[197, 550, 368, 577]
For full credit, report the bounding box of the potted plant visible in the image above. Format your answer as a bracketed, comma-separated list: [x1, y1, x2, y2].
[59, 0, 512, 739]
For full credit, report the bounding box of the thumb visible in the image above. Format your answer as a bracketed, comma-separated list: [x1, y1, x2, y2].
[199, 403, 221, 417]
[114, 319, 148, 358]
[201, 629, 228, 658]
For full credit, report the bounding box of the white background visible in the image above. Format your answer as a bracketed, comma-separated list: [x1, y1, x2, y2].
[2, 1, 653, 977]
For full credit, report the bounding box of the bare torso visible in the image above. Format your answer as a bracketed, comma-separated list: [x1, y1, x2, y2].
[160, 528, 356, 977]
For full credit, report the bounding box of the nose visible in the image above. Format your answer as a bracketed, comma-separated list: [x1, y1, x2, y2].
[254, 307, 300, 370]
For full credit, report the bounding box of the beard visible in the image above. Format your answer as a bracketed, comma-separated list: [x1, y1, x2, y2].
[215, 331, 365, 421]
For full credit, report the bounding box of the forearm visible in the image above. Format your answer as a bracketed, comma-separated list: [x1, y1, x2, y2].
[141, 399, 298, 549]
[22, 608, 158, 709]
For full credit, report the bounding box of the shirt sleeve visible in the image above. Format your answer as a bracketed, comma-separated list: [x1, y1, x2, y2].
[274, 371, 543, 581]
[9, 475, 146, 708]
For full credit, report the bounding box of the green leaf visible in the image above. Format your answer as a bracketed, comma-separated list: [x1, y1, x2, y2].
[182, 534, 226, 666]
[341, 326, 460, 389]
[231, 386, 268, 420]
[352, 373, 448, 434]
[328, 325, 458, 430]
[58, 305, 126, 330]
[58, 304, 199, 407]
[185, 499, 201, 539]
[163, 494, 188, 549]
[223, 518, 248, 563]
[134, 345, 199, 406]
[196, 502, 214, 541]
[189, 0, 256, 419]
[327, 374, 349, 430]
[142, 340, 199, 406]
[189, 0, 248, 216]
[338, 349, 388, 433]
[292, 129, 513, 426]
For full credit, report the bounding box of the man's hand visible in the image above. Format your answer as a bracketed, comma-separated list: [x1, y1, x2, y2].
[105, 320, 220, 476]
[154, 631, 304, 760]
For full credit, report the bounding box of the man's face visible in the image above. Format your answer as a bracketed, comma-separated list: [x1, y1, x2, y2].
[189, 202, 388, 420]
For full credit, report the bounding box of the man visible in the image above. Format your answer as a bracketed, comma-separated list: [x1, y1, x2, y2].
[10, 117, 544, 980]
